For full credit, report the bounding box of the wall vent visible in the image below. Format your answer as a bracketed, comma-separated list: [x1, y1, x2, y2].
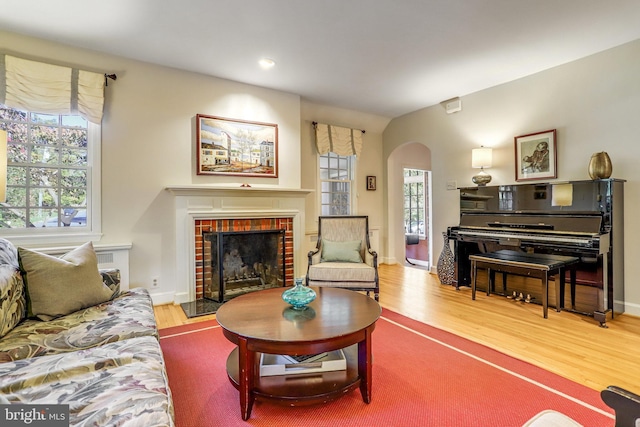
[96, 252, 114, 265]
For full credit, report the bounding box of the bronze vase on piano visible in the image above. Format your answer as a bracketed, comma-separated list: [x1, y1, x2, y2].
[588, 152, 612, 180]
[437, 232, 455, 285]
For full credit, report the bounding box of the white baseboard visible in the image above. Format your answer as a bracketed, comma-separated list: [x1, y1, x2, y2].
[623, 301, 640, 317]
[150, 291, 177, 306]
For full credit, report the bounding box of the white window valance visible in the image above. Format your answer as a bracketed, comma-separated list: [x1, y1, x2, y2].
[0, 55, 105, 124]
[313, 122, 363, 157]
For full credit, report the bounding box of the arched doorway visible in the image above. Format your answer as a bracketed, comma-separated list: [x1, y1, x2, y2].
[404, 168, 431, 268]
[387, 142, 432, 268]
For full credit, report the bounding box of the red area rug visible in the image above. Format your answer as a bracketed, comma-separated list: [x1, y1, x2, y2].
[159, 309, 614, 426]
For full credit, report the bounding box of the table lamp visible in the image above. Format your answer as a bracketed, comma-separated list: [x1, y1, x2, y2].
[471, 146, 492, 186]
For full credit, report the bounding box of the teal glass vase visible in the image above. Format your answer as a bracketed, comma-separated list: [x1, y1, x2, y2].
[282, 277, 316, 310]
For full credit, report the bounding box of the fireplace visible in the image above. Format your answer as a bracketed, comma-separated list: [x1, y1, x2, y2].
[166, 185, 312, 313]
[202, 229, 285, 302]
[195, 217, 294, 299]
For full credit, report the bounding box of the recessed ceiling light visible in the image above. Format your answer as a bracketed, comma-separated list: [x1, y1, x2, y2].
[259, 58, 276, 69]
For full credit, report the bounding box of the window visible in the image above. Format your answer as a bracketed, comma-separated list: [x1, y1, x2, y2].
[404, 169, 427, 237]
[319, 152, 355, 216]
[0, 104, 101, 243]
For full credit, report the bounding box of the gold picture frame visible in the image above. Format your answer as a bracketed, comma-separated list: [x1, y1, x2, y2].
[196, 114, 278, 178]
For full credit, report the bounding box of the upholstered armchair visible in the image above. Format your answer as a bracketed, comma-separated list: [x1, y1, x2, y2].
[306, 216, 379, 301]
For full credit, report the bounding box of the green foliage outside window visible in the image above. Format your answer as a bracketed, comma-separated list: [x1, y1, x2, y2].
[0, 105, 88, 228]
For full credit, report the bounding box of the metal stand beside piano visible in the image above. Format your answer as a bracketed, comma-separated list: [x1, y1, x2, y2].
[447, 179, 625, 327]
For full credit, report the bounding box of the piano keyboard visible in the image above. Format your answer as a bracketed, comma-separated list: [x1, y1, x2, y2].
[455, 229, 594, 245]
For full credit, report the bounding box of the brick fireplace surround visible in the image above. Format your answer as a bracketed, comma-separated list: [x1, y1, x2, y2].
[166, 185, 312, 305]
[195, 217, 294, 300]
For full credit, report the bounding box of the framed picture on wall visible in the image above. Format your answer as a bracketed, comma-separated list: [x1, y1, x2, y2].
[196, 114, 278, 178]
[367, 175, 376, 191]
[514, 129, 557, 181]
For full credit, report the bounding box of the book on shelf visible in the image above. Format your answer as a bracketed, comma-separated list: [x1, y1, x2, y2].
[259, 349, 347, 377]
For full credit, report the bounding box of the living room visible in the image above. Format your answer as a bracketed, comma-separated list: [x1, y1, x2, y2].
[3, 29, 640, 316]
[1, 2, 640, 426]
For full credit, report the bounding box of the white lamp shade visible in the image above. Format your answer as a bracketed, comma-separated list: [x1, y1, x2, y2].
[0, 130, 6, 203]
[472, 147, 492, 168]
[552, 183, 573, 207]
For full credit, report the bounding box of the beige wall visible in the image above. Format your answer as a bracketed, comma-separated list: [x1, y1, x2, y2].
[383, 39, 640, 315]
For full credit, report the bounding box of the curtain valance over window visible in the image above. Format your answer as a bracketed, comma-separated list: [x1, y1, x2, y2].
[313, 122, 363, 157]
[0, 55, 105, 124]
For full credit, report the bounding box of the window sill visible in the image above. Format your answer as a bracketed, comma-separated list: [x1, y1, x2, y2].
[0, 231, 103, 247]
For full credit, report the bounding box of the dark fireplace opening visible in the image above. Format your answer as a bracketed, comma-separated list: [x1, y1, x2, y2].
[203, 229, 285, 303]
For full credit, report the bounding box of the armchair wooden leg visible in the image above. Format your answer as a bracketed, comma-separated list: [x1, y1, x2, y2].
[365, 290, 380, 302]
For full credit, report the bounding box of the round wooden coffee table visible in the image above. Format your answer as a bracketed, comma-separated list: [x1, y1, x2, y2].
[216, 286, 381, 420]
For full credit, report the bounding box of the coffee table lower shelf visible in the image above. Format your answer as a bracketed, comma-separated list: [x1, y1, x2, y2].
[225, 344, 360, 406]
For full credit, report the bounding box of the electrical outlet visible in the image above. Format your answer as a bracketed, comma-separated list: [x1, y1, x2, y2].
[152, 277, 159, 287]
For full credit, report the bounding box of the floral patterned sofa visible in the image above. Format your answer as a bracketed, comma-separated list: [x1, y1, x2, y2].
[0, 238, 174, 426]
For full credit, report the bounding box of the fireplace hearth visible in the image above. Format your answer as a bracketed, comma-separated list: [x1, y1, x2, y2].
[180, 298, 224, 318]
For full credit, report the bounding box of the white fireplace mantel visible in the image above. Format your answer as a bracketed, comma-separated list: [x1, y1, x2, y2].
[166, 185, 314, 198]
[166, 185, 313, 304]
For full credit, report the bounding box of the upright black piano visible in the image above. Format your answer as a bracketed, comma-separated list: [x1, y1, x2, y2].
[447, 179, 624, 325]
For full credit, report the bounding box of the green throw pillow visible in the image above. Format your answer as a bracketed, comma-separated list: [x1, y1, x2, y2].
[321, 239, 363, 263]
[18, 242, 114, 321]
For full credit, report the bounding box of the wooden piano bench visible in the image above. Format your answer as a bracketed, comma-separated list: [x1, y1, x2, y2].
[469, 250, 579, 319]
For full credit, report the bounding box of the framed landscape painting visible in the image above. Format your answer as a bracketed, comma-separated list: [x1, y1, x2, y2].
[514, 129, 557, 182]
[196, 114, 278, 178]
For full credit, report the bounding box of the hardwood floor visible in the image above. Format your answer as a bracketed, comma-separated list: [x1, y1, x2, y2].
[153, 263, 640, 394]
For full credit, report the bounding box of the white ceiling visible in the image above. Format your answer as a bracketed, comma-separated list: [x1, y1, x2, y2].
[2, 0, 640, 118]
